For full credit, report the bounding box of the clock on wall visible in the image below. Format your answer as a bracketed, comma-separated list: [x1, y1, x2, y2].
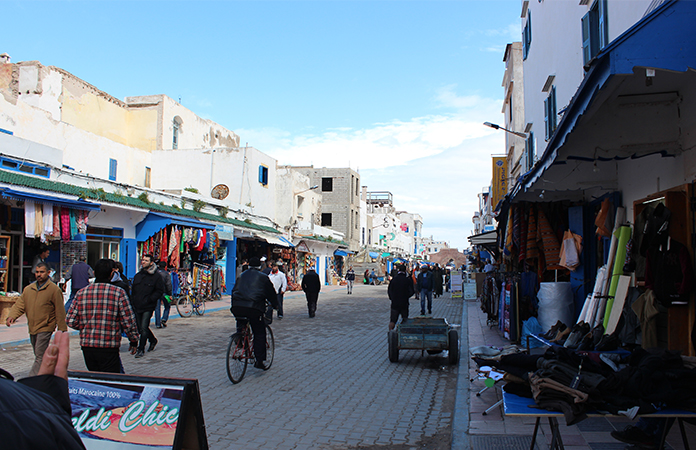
[211, 184, 229, 200]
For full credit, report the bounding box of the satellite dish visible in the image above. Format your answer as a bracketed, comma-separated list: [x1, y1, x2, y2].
[211, 184, 229, 200]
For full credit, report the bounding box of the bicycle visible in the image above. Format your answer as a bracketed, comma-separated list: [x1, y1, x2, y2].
[226, 318, 275, 384]
[175, 287, 206, 317]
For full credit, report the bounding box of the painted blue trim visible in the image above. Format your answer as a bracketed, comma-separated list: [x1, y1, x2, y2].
[226, 237, 237, 295]
[135, 212, 215, 241]
[0, 187, 100, 211]
[121, 238, 138, 279]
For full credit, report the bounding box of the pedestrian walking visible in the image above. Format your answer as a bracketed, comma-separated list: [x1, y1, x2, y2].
[268, 261, 287, 319]
[301, 266, 321, 318]
[63, 255, 94, 312]
[230, 256, 278, 369]
[110, 260, 131, 299]
[130, 254, 164, 358]
[66, 258, 140, 373]
[412, 267, 420, 300]
[388, 264, 414, 330]
[433, 264, 444, 298]
[416, 265, 433, 315]
[155, 261, 172, 328]
[5, 262, 67, 376]
[345, 266, 355, 294]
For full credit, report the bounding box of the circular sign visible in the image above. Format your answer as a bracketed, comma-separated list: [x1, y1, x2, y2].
[211, 184, 229, 200]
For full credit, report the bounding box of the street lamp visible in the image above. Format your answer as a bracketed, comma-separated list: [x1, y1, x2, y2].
[483, 122, 527, 139]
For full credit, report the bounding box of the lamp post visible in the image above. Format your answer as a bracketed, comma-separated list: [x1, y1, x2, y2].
[483, 122, 527, 139]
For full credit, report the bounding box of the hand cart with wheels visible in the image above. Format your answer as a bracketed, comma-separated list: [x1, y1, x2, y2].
[388, 317, 459, 364]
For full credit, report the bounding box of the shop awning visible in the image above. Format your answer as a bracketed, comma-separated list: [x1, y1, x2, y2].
[0, 187, 101, 211]
[254, 232, 293, 248]
[510, 0, 696, 204]
[468, 230, 497, 245]
[334, 250, 348, 257]
[368, 251, 379, 258]
[136, 212, 215, 241]
[381, 252, 391, 257]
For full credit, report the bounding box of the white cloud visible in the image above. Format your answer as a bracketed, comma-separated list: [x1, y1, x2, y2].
[237, 86, 507, 250]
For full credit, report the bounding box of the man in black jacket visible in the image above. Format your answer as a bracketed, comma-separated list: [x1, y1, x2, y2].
[231, 256, 278, 368]
[301, 266, 321, 318]
[388, 264, 415, 330]
[130, 254, 165, 358]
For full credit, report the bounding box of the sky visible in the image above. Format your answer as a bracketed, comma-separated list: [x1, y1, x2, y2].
[3, 0, 522, 251]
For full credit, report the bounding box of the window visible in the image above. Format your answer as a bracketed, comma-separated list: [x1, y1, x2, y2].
[544, 87, 557, 141]
[145, 167, 151, 188]
[525, 131, 536, 171]
[355, 211, 358, 229]
[109, 158, 117, 181]
[321, 213, 332, 226]
[355, 178, 359, 196]
[522, 11, 532, 60]
[0, 157, 50, 178]
[321, 177, 333, 192]
[582, 0, 608, 65]
[172, 117, 181, 149]
[258, 165, 269, 186]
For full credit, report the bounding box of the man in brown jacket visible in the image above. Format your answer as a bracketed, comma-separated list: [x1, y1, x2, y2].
[6, 262, 67, 376]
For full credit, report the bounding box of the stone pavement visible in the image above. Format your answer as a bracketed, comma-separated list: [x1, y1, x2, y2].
[1, 283, 462, 449]
[2, 281, 695, 449]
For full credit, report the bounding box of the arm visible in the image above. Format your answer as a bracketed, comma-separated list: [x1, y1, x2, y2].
[265, 278, 279, 309]
[53, 286, 68, 332]
[150, 275, 165, 305]
[88, 267, 94, 278]
[65, 291, 79, 330]
[281, 273, 287, 293]
[6, 293, 26, 326]
[165, 274, 173, 296]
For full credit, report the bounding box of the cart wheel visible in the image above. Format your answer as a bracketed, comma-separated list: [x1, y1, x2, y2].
[388, 331, 399, 363]
[448, 329, 459, 365]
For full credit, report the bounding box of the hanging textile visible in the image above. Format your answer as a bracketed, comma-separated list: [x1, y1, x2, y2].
[195, 229, 207, 252]
[525, 207, 539, 260]
[76, 210, 88, 235]
[61, 208, 71, 241]
[69, 210, 78, 238]
[52, 206, 61, 238]
[35, 203, 44, 241]
[168, 226, 177, 257]
[519, 208, 528, 262]
[160, 227, 168, 263]
[504, 217, 513, 256]
[24, 200, 36, 238]
[537, 209, 561, 270]
[43, 203, 53, 237]
[171, 229, 181, 268]
[512, 206, 521, 251]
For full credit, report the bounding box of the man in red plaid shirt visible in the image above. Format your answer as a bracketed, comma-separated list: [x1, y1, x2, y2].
[67, 258, 140, 373]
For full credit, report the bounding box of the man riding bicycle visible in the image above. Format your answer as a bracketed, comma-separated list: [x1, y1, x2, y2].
[230, 256, 279, 369]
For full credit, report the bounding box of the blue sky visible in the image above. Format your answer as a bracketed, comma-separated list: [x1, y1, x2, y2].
[4, 0, 521, 251]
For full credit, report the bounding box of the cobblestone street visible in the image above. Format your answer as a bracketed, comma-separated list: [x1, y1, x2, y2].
[1, 283, 464, 450]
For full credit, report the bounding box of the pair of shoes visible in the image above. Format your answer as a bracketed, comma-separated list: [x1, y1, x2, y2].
[542, 320, 567, 340]
[550, 326, 571, 343]
[148, 341, 158, 352]
[161, 320, 167, 328]
[610, 426, 657, 449]
[254, 361, 266, 369]
[134, 350, 145, 358]
[564, 321, 590, 349]
[156, 325, 162, 329]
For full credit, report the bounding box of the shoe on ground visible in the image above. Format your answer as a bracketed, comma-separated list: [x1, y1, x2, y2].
[155, 325, 162, 329]
[148, 341, 158, 352]
[428, 310, 432, 315]
[134, 350, 145, 358]
[278, 315, 283, 320]
[162, 321, 167, 328]
[610, 426, 657, 449]
[254, 361, 266, 369]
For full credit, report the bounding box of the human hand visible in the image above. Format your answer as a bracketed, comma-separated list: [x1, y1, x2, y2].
[38, 331, 70, 380]
[129, 343, 137, 355]
[5, 316, 15, 327]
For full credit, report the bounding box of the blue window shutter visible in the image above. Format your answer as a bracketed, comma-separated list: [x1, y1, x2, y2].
[550, 87, 557, 132]
[258, 165, 264, 184]
[109, 159, 117, 181]
[598, 0, 608, 50]
[581, 12, 591, 65]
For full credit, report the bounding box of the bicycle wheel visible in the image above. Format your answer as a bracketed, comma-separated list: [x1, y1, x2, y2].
[226, 333, 248, 384]
[194, 296, 206, 315]
[262, 326, 275, 370]
[176, 295, 193, 317]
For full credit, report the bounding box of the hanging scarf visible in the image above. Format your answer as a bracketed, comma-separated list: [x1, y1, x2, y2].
[35, 203, 44, 241]
[24, 201, 36, 238]
[160, 227, 168, 262]
[519, 207, 528, 263]
[537, 209, 561, 270]
[52, 206, 61, 238]
[69, 210, 78, 238]
[61, 208, 71, 240]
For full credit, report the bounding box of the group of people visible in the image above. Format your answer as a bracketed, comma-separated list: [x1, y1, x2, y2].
[231, 256, 322, 369]
[5, 253, 176, 377]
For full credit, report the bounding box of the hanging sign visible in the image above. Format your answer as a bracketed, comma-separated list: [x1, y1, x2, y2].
[491, 156, 508, 210]
[68, 371, 208, 450]
[295, 241, 310, 253]
[451, 270, 463, 299]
